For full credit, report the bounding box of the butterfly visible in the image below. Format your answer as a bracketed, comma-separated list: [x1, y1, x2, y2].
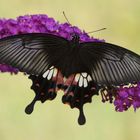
[0, 33, 140, 125]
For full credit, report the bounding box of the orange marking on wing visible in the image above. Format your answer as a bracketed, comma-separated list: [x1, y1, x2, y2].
[56, 71, 64, 85]
[64, 74, 78, 86]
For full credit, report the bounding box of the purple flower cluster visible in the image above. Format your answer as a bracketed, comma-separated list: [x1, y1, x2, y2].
[100, 83, 140, 112]
[114, 84, 140, 112]
[0, 64, 18, 74]
[0, 14, 103, 74]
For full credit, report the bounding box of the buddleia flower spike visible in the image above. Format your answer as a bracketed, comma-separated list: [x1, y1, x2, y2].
[0, 14, 140, 125]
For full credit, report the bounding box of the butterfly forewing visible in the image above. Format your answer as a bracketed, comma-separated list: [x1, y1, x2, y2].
[1, 33, 140, 87]
[80, 42, 140, 86]
[0, 33, 69, 75]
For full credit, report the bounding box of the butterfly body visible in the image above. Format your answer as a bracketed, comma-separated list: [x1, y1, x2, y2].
[48, 34, 87, 78]
[71, 34, 80, 45]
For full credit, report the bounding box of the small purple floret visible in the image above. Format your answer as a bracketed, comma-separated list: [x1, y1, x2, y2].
[0, 64, 18, 74]
[114, 85, 140, 112]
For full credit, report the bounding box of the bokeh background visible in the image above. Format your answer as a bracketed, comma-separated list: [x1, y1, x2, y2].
[0, 0, 140, 140]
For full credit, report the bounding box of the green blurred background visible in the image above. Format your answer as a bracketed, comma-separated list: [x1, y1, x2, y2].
[0, 0, 140, 140]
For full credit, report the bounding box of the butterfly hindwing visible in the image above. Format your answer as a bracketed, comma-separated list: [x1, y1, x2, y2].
[62, 73, 99, 125]
[25, 66, 64, 114]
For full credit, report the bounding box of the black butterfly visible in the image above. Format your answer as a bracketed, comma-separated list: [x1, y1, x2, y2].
[0, 33, 140, 125]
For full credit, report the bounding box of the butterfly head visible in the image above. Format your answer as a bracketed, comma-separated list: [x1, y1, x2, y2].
[71, 34, 80, 44]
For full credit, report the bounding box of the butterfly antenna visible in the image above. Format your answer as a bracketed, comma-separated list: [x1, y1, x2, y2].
[88, 28, 107, 34]
[63, 11, 76, 34]
[63, 11, 71, 25]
